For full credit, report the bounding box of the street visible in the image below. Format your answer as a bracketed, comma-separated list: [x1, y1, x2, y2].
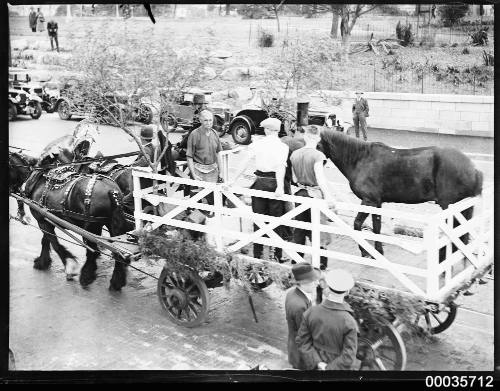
[8, 113, 494, 371]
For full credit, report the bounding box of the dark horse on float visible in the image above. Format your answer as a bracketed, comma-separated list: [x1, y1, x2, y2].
[9, 151, 131, 290]
[291, 128, 483, 258]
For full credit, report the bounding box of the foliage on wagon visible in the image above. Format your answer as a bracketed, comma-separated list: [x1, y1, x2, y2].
[139, 227, 231, 285]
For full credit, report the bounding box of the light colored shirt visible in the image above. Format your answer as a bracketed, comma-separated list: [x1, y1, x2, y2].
[290, 147, 327, 187]
[296, 286, 313, 304]
[186, 126, 222, 165]
[248, 135, 288, 173]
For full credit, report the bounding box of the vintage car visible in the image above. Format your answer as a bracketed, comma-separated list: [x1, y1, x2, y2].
[9, 67, 57, 113]
[55, 74, 153, 125]
[9, 87, 43, 121]
[159, 88, 227, 137]
[226, 94, 347, 145]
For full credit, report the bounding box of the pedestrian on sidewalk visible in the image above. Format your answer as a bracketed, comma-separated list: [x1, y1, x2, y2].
[29, 7, 37, 32]
[36, 8, 45, 33]
[296, 269, 358, 370]
[352, 91, 369, 141]
[47, 19, 59, 52]
[285, 263, 321, 369]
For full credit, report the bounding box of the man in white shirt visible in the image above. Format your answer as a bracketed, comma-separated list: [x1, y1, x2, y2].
[232, 117, 289, 261]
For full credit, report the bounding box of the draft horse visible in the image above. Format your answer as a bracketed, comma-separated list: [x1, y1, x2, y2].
[9, 151, 130, 290]
[317, 129, 483, 258]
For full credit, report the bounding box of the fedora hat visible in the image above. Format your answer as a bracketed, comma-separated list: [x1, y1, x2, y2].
[355, 91, 364, 95]
[292, 263, 321, 283]
[140, 125, 154, 140]
[324, 269, 354, 293]
[193, 94, 206, 105]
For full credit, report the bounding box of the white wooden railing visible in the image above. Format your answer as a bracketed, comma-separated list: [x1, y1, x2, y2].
[132, 166, 493, 303]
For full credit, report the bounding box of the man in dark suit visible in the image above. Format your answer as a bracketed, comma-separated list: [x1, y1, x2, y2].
[296, 269, 358, 370]
[285, 263, 321, 369]
[47, 19, 59, 52]
[352, 91, 369, 141]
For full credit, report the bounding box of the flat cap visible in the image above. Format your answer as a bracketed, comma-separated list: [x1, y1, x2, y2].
[324, 269, 354, 292]
[140, 125, 155, 140]
[260, 117, 281, 131]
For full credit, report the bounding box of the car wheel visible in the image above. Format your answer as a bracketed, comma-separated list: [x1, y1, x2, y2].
[213, 114, 225, 137]
[30, 102, 42, 119]
[230, 116, 253, 145]
[9, 102, 17, 121]
[160, 112, 177, 132]
[57, 100, 72, 120]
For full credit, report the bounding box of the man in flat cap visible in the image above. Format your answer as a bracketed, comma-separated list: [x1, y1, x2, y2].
[123, 125, 158, 213]
[232, 117, 289, 262]
[352, 91, 369, 141]
[285, 263, 321, 369]
[296, 269, 358, 370]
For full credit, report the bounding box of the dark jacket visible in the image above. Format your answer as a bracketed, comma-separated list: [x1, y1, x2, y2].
[285, 287, 312, 369]
[132, 143, 156, 167]
[29, 11, 37, 28]
[352, 97, 369, 117]
[47, 21, 58, 36]
[157, 130, 177, 175]
[296, 300, 358, 370]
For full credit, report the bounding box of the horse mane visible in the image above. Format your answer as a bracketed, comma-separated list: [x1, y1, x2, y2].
[320, 129, 372, 167]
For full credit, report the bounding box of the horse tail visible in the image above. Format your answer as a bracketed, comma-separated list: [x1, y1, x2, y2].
[473, 169, 483, 197]
[108, 190, 127, 236]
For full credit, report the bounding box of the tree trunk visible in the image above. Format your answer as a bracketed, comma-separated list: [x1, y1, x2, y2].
[67, 4, 72, 19]
[330, 10, 339, 38]
[116, 4, 119, 18]
[173, 4, 177, 18]
[225, 4, 230, 16]
[275, 9, 280, 32]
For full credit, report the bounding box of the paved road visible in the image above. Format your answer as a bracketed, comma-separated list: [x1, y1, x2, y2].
[8, 114, 494, 371]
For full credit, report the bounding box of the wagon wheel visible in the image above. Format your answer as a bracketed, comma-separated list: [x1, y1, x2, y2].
[157, 268, 210, 328]
[356, 315, 407, 371]
[244, 264, 273, 291]
[415, 301, 458, 334]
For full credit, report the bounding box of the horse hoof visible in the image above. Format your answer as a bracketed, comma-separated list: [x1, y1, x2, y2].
[79, 274, 96, 287]
[109, 283, 122, 292]
[33, 257, 51, 270]
[66, 273, 78, 281]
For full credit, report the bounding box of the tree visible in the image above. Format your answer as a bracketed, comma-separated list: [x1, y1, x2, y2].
[268, 2, 286, 32]
[338, 5, 379, 60]
[438, 3, 469, 27]
[66, 24, 215, 172]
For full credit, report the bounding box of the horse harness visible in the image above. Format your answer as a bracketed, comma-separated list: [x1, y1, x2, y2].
[29, 166, 110, 226]
[88, 161, 128, 182]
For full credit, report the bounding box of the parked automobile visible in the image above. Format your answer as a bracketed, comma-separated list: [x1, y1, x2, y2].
[54, 74, 153, 125]
[9, 87, 43, 121]
[159, 88, 226, 136]
[9, 67, 56, 113]
[226, 98, 347, 145]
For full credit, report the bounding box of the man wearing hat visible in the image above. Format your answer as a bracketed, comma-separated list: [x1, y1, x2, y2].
[122, 125, 158, 213]
[296, 269, 358, 370]
[285, 263, 321, 369]
[290, 124, 337, 270]
[231, 117, 289, 262]
[352, 91, 369, 141]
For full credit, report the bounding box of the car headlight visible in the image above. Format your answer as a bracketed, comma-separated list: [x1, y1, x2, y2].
[14, 95, 21, 102]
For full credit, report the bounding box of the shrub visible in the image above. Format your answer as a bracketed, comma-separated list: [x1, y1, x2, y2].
[482, 50, 494, 66]
[462, 47, 470, 54]
[469, 27, 489, 46]
[379, 4, 405, 16]
[438, 3, 470, 27]
[396, 21, 414, 46]
[257, 29, 274, 47]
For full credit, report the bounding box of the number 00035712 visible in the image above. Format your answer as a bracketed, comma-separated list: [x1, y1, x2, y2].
[425, 375, 493, 388]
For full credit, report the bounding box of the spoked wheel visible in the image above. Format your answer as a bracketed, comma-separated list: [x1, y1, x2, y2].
[160, 112, 177, 132]
[57, 100, 72, 120]
[244, 264, 273, 291]
[157, 268, 210, 328]
[415, 301, 458, 334]
[357, 315, 407, 371]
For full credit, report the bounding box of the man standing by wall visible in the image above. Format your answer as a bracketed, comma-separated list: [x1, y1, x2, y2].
[29, 7, 37, 32]
[47, 19, 59, 52]
[285, 263, 321, 369]
[352, 91, 369, 141]
[186, 110, 223, 209]
[296, 269, 358, 370]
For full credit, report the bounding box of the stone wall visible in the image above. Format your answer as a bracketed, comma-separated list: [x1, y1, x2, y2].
[320, 91, 494, 138]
